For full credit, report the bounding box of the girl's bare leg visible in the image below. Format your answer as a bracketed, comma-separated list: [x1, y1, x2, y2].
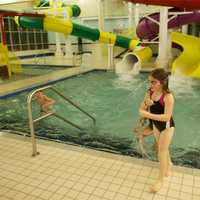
[150, 127, 174, 193]
[153, 127, 172, 177]
[165, 150, 173, 177]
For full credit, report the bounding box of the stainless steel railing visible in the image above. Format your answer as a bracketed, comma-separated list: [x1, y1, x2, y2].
[27, 85, 96, 157]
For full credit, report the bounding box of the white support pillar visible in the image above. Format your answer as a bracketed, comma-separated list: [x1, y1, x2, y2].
[156, 7, 169, 68]
[64, 37, 73, 58]
[167, 31, 173, 64]
[97, 0, 104, 31]
[128, 2, 134, 36]
[62, 9, 73, 58]
[191, 23, 197, 36]
[55, 33, 63, 57]
[182, 25, 188, 34]
[97, 0, 107, 69]
[108, 43, 114, 70]
[52, 0, 63, 57]
[134, 3, 140, 36]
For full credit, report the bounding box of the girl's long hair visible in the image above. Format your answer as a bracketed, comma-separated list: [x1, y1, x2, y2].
[150, 68, 170, 93]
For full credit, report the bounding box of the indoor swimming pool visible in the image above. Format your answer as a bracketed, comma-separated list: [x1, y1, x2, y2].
[0, 64, 71, 83]
[1, 71, 200, 168]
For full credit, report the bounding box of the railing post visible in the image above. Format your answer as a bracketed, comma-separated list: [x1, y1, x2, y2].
[27, 94, 40, 157]
[27, 85, 52, 157]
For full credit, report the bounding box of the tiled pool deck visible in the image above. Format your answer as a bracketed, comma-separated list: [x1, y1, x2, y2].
[0, 132, 200, 200]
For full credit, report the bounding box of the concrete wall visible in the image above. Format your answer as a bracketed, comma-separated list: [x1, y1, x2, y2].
[0, 0, 33, 11]
[65, 0, 159, 18]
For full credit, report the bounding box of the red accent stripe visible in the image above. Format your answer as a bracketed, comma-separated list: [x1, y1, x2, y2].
[127, 0, 200, 9]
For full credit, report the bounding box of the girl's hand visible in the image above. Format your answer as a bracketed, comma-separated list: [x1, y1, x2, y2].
[144, 95, 154, 107]
[139, 110, 150, 118]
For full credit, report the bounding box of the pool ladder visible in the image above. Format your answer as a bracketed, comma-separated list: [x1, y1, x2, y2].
[27, 85, 96, 157]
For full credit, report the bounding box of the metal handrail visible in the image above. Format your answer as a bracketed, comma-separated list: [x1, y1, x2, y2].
[50, 87, 96, 125]
[27, 85, 53, 157]
[53, 113, 83, 131]
[27, 85, 96, 157]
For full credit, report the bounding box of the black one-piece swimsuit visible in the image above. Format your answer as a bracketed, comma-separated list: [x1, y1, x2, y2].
[149, 95, 175, 132]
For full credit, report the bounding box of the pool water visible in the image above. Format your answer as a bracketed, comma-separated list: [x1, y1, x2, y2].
[1, 71, 200, 168]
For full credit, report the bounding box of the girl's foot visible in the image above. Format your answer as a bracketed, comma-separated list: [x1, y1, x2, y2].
[149, 180, 162, 193]
[165, 169, 171, 177]
[165, 163, 173, 177]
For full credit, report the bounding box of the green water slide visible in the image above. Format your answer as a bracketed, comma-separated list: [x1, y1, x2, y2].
[16, 3, 140, 50]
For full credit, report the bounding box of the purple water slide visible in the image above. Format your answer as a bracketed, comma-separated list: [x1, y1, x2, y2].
[137, 10, 200, 40]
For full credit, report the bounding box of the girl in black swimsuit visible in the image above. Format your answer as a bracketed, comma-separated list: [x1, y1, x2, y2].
[139, 68, 175, 193]
[149, 90, 175, 132]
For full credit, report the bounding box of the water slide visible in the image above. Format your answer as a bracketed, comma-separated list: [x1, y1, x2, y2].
[171, 32, 200, 77]
[115, 46, 152, 75]
[137, 9, 200, 40]
[127, 0, 200, 77]
[15, 5, 140, 52]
